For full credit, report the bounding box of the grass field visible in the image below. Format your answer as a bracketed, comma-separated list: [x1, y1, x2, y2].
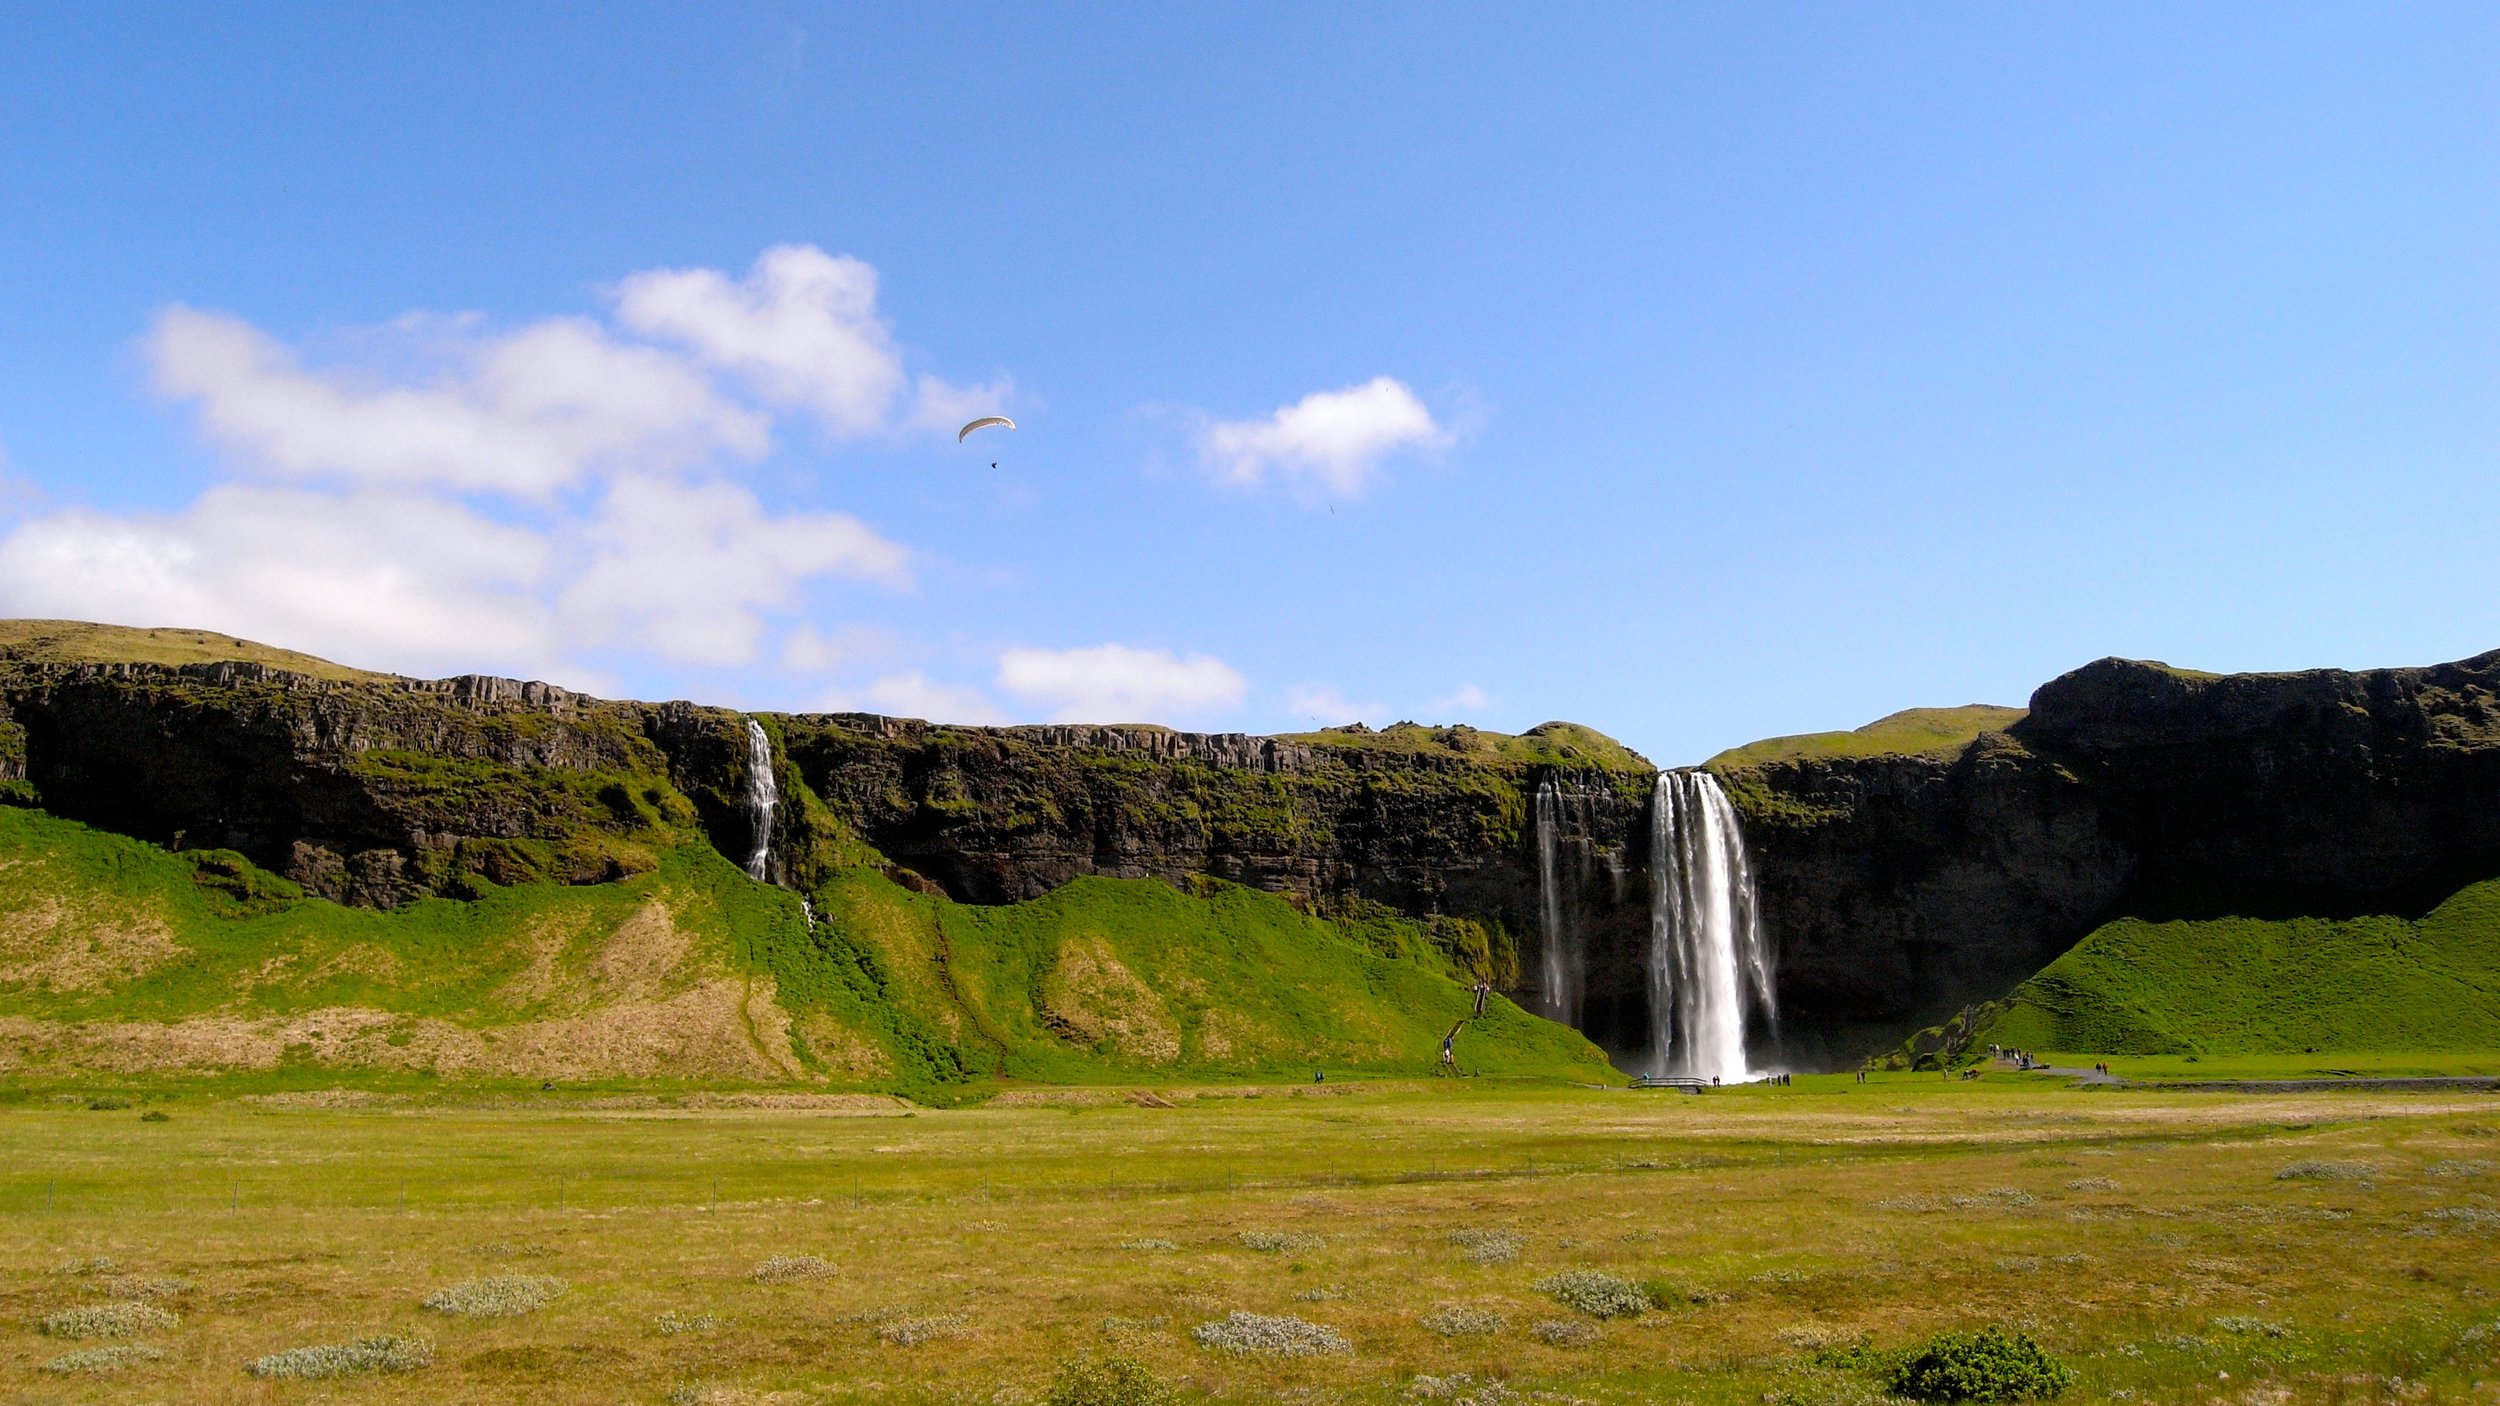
[5, 1078, 2499, 1404]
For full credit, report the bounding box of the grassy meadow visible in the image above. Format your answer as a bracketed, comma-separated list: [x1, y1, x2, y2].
[5, 1077, 2500, 1404]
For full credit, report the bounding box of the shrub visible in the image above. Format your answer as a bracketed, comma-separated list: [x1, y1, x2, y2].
[1888, 1328, 2070, 1402]
[1534, 1270, 1649, 1319]
[1118, 1238, 1177, 1252]
[2065, 1177, 2118, 1192]
[1236, 1230, 1325, 1253]
[751, 1254, 834, 1283]
[654, 1310, 718, 1335]
[1421, 1304, 1507, 1337]
[139, 1110, 171, 1123]
[1447, 1228, 1522, 1265]
[1530, 1319, 1599, 1346]
[2210, 1316, 2290, 1338]
[2276, 1160, 2377, 1181]
[877, 1313, 969, 1346]
[421, 1275, 566, 1318]
[1047, 1352, 1178, 1406]
[41, 1302, 179, 1339]
[246, 1335, 434, 1379]
[41, 1344, 164, 1375]
[1191, 1310, 1352, 1357]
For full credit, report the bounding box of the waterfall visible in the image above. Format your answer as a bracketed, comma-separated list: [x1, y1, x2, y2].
[1533, 775, 1581, 1024]
[1648, 770, 1776, 1081]
[742, 719, 777, 882]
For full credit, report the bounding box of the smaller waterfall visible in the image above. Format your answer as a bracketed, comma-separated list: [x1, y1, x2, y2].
[741, 719, 777, 882]
[1533, 775, 1581, 1024]
[800, 894, 816, 932]
[1648, 770, 1776, 1081]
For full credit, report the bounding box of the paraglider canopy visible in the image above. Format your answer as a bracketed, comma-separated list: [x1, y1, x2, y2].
[957, 416, 1015, 442]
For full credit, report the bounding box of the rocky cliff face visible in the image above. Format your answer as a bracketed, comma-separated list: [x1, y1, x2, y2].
[1718, 650, 2500, 1062]
[7, 639, 2494, 1069]
[770, 715, 1658, 1047]
[0, 657, 1655, 1050]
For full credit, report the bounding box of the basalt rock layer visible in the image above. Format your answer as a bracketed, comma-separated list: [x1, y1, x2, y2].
[4, 620, 2497, 1068]
[1716, 650, 2500, 1062]
[0, 642, 1656, 1048]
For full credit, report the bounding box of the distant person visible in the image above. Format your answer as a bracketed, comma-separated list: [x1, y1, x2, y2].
[1313, 1070, 1325, 1084]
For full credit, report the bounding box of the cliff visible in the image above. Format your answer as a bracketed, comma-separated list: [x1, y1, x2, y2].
[0, 623, 1657, 1055]
[1716, 650, 2500, 1062]
[6, 619, 2497, 1072]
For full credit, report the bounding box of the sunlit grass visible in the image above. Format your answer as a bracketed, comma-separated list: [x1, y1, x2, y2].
[3, 1078, 2498, 1401]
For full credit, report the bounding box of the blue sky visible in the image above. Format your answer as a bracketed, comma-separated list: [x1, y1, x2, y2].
[1, 5, 2494, 766]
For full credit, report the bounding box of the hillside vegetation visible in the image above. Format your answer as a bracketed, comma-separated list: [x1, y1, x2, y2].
[1708, 704, 2026, 770]
[0, 618, 388, 681]
[1979, 877, 2500, 1056]
[0, 807, 1610, 1094]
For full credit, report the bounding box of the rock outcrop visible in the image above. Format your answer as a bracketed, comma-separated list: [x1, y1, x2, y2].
[1719, 650, 2500, 1063]
[4, 627, 2496, 1068]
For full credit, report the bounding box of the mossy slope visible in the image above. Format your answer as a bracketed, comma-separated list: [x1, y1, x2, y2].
[1978, 877, 2500, 1056]
[1707, 705, 2026, 771]
[0, 806, 1611, 1093]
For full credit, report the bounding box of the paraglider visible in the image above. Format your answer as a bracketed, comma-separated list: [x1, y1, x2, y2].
[957, 416, 1014, 443]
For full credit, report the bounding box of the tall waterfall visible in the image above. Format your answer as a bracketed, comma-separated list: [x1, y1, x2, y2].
[1533, 775, 1580, 1024]
[741, 718, 777, 882]
[1648, 770, 1776, 1081]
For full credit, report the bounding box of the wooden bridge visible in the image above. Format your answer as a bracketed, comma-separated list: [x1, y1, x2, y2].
[1628, 1075, 1712, 1093]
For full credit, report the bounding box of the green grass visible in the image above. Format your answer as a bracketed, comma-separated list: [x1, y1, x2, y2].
[1979, 877, 2500, 1059]
[0, 618, 389, 680]
[0, 805, 1612, 1095]
[3, 1081, 2499, 1403]
[1277, 720, 1652, 773]
[1708, 705, 2027, 771]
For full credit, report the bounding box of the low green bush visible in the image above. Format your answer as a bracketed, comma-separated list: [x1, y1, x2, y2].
[1046, 1352, 1177, 1406]
[1889, 1327, 2070, 1402]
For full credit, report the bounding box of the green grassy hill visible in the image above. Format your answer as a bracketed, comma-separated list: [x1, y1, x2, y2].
[1707, 704, 2025, 770]
[0, 618, 389, 681]
[0, 807, 1611, 1096]
[1977, 877, 2500, 1058]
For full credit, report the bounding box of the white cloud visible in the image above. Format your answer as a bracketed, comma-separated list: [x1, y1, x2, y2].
[842, 670, 1011, 725]
[996, 643, 1248, 724]
[556, 475, 910, 667]
[1427, 683, 1493, 715]
[149, 305, 766, 497]
[1198, 377, 1447, 500]
[780, 622, 898, 675]
[615, 244, 1005, 438]
[0, 485, 577, 683]
[1, 248, 989, 686]
[1284, 682, 1385, 726]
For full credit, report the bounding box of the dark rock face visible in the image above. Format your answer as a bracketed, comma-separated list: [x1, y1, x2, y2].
[0, 661, 726, 906]
[1721, 650, 2500, 1063]
[6, 646, 2494, 1068]
[773, 715, 1657, 1043]
[0, 663, 1656, 1050]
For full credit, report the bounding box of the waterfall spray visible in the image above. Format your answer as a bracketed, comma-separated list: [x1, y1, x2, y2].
[742, 719, 777, 883]
[1648, 770, 1776, 1081]
[1533, 775, 1580, 1024]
